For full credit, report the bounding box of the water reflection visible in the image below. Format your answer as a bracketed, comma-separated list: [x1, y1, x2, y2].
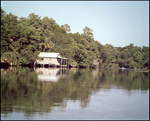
[35, 68, 67, 82]
[1, 67, 149, 119]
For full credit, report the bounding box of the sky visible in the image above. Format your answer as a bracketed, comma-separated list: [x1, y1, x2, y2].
[1, 1, 149, 47]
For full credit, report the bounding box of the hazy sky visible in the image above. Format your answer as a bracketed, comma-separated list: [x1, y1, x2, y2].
[1, 1, 149, 47]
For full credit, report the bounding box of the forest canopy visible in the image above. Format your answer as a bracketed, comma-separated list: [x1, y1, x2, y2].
[1, 7, 149, 69]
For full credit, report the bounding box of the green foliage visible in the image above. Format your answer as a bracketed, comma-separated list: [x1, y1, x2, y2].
[82, 26, 94, 38]
[61, 24, 71, 33]
[1, 9, 41, 65]
[1, 8, 149, 68]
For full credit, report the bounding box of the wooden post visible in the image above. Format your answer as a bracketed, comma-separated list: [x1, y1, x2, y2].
[10, 67, 12, 70]
[10, 62, 12, 67]
[61, 58, 62, 68]
[60, 69, 62, 75]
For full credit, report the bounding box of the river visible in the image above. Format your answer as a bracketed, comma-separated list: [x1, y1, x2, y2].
[1, 67, 149, 120]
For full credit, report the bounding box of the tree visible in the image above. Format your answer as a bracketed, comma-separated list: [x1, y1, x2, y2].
[61, 24, 71, 33]
[27, 13, 42, 29]
[82, 26, 93, 38]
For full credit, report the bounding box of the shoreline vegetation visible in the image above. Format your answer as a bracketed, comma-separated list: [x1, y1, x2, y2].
[1, 7, 149, 69]
[1, 63, 149, 73]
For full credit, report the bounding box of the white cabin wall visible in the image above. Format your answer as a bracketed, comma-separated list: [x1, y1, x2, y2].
[36, 58, 60, 65]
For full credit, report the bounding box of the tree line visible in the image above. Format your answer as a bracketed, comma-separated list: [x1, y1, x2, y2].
[1, 7, 149, 69]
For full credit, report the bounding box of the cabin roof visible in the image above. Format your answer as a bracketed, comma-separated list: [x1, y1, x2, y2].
[38, 52, 68, 59]
[39, 52, 60, 58]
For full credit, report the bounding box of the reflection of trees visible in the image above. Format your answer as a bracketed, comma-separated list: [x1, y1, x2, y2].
[95, 68, 149, 91]
[1, 67, 149, 118]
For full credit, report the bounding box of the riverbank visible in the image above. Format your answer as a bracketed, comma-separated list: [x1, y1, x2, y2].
[1, 62, 149, 72]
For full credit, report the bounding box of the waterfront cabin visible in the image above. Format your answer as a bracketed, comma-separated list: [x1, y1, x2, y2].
[36, 52, 68, 67]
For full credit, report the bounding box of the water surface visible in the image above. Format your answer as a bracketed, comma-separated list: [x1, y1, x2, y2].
[1, 67, 149, 120]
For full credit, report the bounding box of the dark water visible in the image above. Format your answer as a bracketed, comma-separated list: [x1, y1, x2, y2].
[1, 67, 149, 120]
